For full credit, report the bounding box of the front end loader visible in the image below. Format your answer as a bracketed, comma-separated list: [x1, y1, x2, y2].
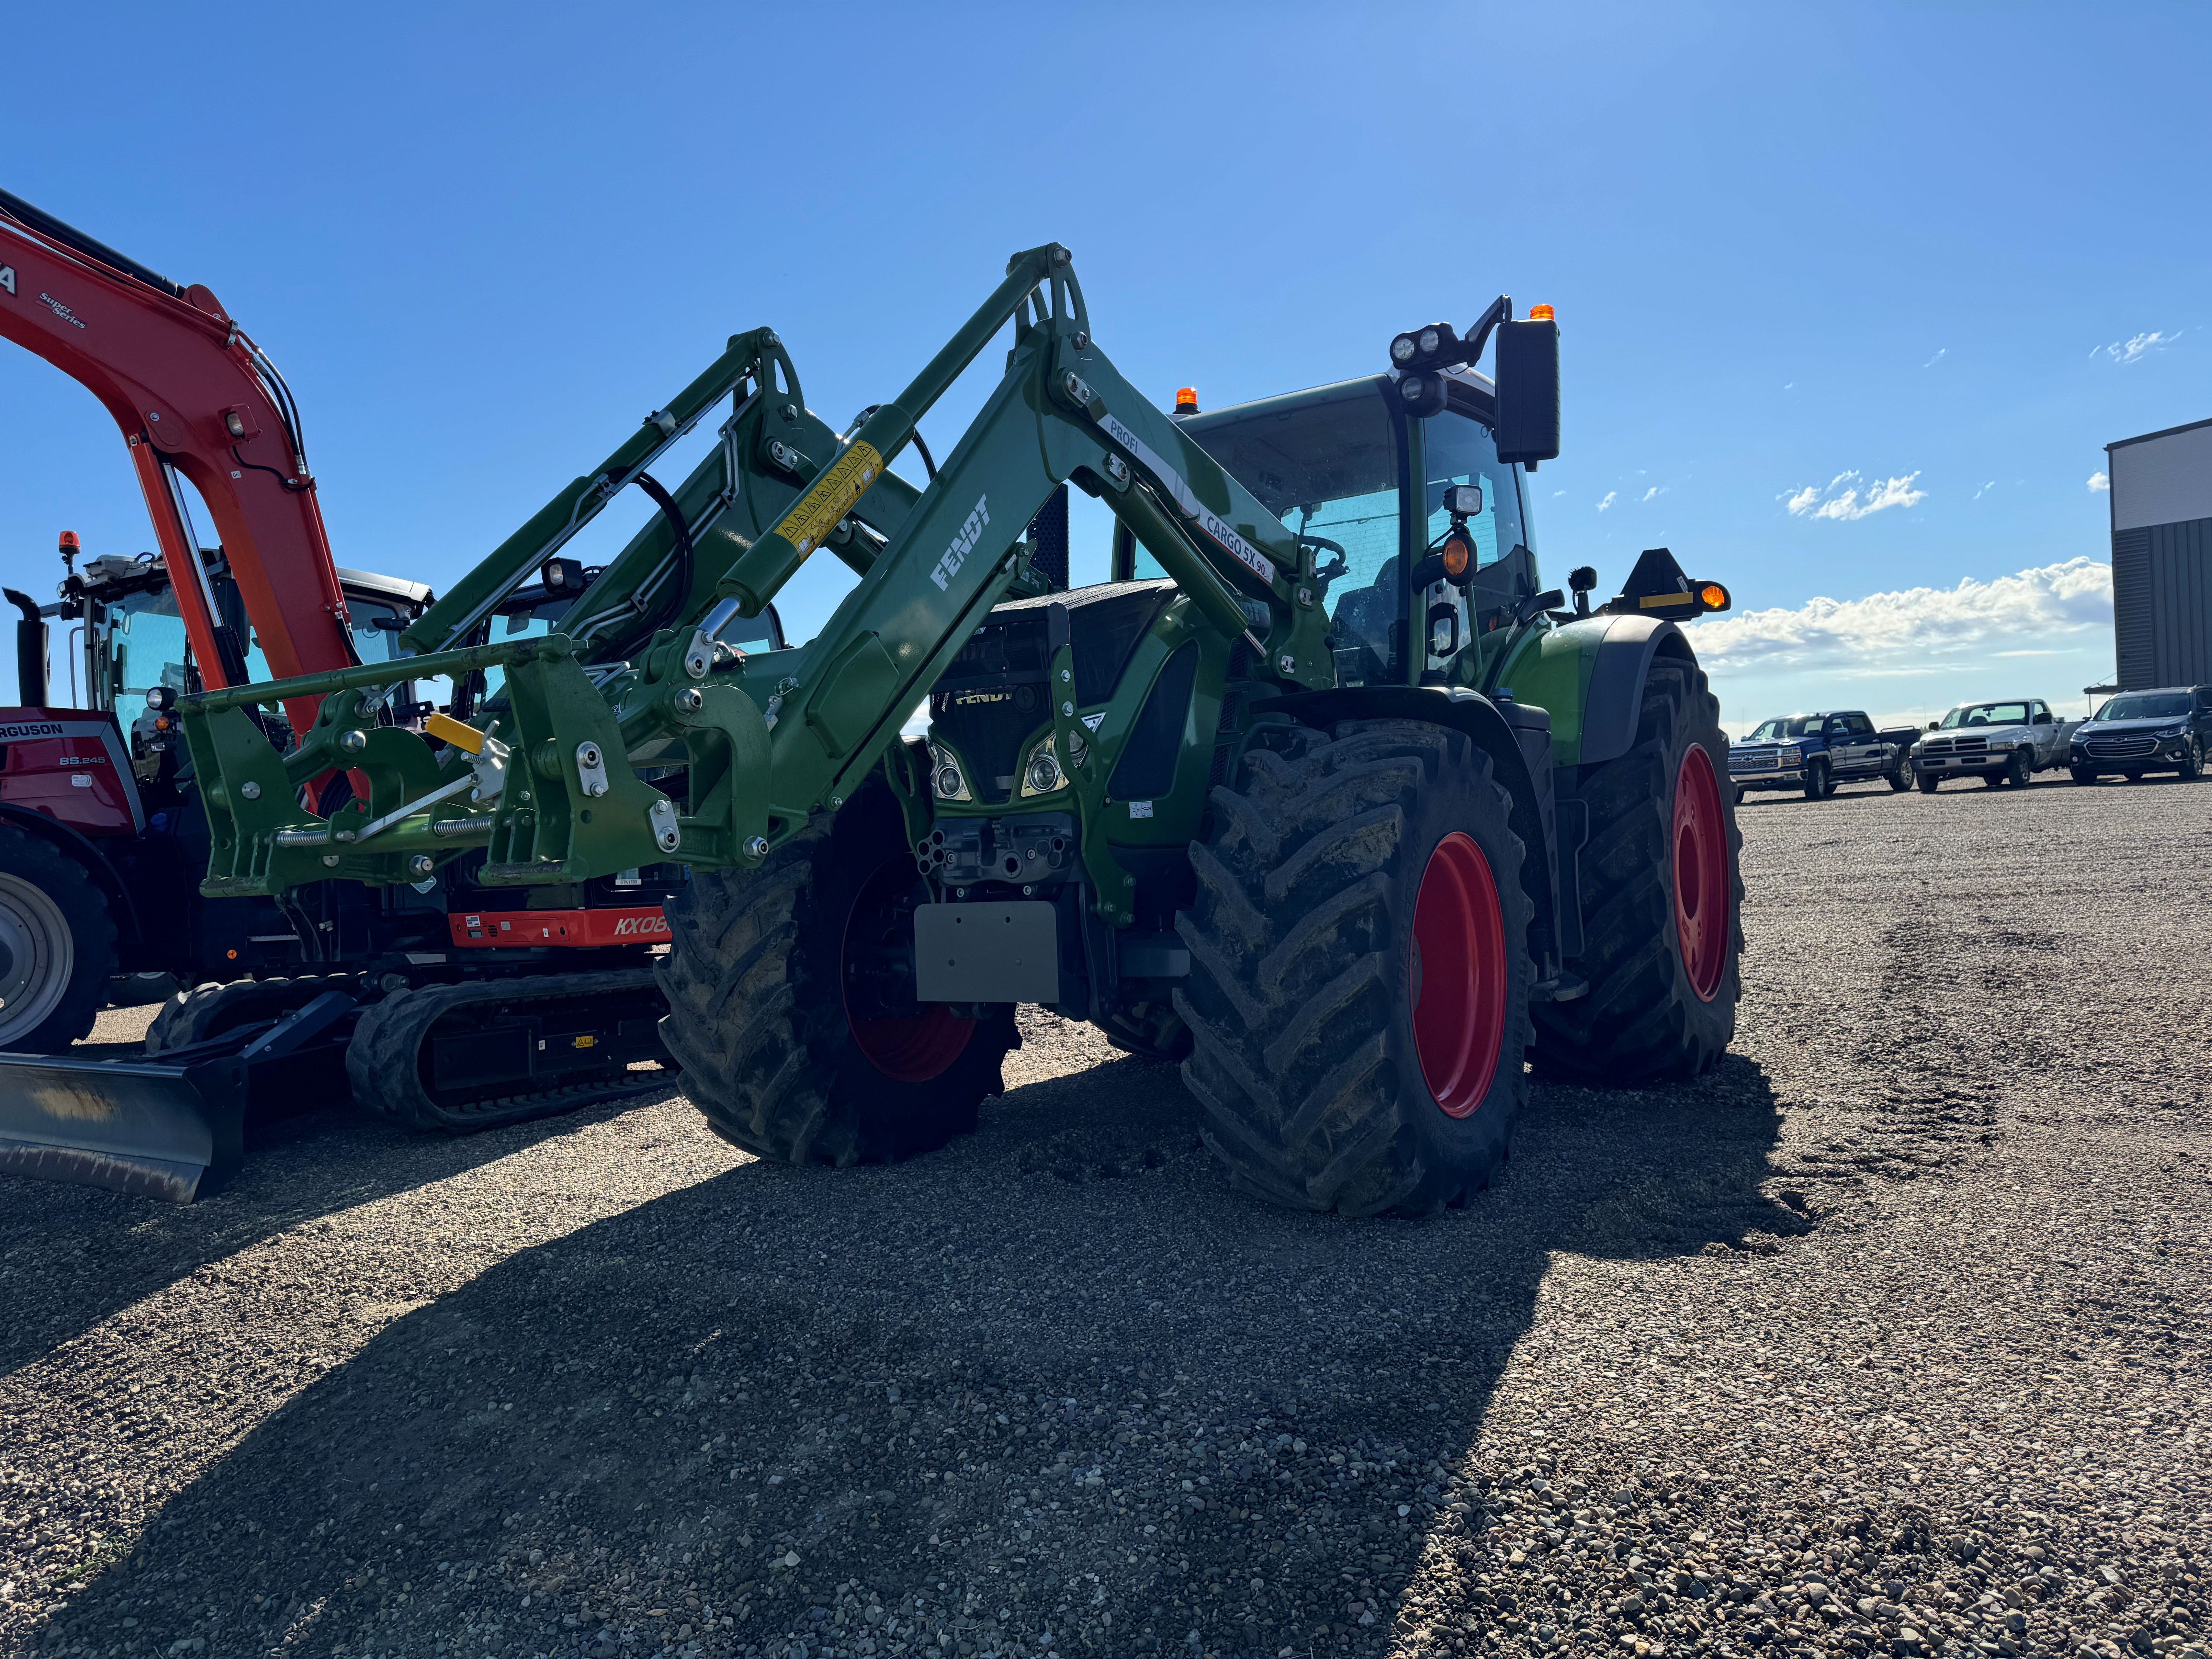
[172, 247, 1743, 1217]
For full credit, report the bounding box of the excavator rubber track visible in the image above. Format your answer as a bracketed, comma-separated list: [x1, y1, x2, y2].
[347, 968, 675, 1133]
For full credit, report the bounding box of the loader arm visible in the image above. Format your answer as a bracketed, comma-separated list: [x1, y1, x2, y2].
[0, 188, 355, 737]
[174, 244, 1336, 900]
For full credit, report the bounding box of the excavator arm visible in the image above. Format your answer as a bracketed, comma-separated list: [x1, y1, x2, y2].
[0, 187, 355, 736]
[175, 244, 1335, 902]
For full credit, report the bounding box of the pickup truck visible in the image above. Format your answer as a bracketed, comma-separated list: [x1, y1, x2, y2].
[1727, 709, 1920, 802]
[1913, 698, 2080, 790]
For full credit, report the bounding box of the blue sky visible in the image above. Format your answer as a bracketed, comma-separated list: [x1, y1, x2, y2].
[3, 2, 2206, 730]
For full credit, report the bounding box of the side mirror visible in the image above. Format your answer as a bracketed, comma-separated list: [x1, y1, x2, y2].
[2034, 711, 2053, 725]
[1927, 721, 1940, 732]
[1496, 317, 1561, 468]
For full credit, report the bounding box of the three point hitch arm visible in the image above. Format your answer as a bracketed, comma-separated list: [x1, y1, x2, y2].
[178, 244, 1329, 903]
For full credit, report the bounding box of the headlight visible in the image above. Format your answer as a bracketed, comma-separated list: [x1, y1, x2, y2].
[2155, 726, 2186, 740]
[1987, 739, 2014, 751]
[928, 743, 972, 803]
[1778, 745, 1801, 763]
[1020, 734, 1068, 797]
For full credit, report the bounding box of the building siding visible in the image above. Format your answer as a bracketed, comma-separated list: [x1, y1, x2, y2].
[2112, 515, 2212, 689]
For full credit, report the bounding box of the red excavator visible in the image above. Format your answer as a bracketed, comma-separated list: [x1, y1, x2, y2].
[0, 187, 765, 1199]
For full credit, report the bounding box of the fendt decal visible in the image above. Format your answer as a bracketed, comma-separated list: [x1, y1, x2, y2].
[929, 495, 991, 592]
[0, 264, 16, 297]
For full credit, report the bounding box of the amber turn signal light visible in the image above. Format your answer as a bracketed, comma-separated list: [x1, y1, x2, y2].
[1441, 535, 1473, 579]
[1527, 304, 1556, 321]
[1697, 581, 1731, 612]
[1174, 387, 1199, 412]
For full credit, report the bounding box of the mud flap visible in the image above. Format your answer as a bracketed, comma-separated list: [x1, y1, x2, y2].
[0, 990, 357, 1203]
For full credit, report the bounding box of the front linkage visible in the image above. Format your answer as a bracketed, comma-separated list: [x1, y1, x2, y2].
[177, 246, 1331, 908]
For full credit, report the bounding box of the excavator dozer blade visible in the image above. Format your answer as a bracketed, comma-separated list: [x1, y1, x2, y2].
[0, 1053, 247, 1203]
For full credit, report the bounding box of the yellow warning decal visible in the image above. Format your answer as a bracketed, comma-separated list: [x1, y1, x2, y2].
[1637, 592, 1694, 610]
[773, 441, 884, 558]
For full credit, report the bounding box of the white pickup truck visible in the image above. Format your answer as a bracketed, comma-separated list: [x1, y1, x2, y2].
[1913, 699, 2080, 791]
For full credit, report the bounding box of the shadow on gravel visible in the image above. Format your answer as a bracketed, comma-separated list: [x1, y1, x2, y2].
[29, 1052, 1802, 1659]
[0, 1086, 680, 1381]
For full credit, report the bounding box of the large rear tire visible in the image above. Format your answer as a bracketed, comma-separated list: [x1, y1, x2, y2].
[1174, 720, 1532, 1218]
[658, 783, 1015, 1166]
[0, 825, 116, 1053]
[1531, 657, 1741, 1083]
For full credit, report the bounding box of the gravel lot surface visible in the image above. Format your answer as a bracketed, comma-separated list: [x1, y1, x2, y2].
[2, 774, 2207, 1659]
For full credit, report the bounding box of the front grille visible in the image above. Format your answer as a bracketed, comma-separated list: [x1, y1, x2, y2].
[930, 580, 1178, 804]
[1729, 752, 1780, 772]
[2087, 735, 2159, 758]
[1922, 737, 1987, 756]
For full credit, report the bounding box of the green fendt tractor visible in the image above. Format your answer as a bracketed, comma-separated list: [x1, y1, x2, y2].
[173, 248, 1742, 1216]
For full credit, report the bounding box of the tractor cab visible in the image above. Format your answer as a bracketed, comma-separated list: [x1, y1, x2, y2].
[1126, 366, 1538, 692]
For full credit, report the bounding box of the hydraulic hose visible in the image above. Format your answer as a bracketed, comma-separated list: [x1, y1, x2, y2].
[594, 470, 694, 665]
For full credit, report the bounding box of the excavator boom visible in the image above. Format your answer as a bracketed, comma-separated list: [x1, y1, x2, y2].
[0, 188, 355, 735]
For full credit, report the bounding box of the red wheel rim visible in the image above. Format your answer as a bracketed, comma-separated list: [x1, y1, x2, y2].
[1672, 744, 1729, 1003]
[1409, 831, 1509, 1119]
[841, 858, 973, 1084]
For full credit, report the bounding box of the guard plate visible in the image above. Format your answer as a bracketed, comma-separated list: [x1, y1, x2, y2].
[913, 902, 1060, 1005]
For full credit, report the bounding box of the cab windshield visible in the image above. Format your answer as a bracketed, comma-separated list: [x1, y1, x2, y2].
[2097, 692, 2190, 721]
[1420, 409, 1525, 570]
[107, 589, 192, 706]
[1940, 703, 2030, 728]
[1185, 382, 1403, 685]
[1749, 716, 1823, 740]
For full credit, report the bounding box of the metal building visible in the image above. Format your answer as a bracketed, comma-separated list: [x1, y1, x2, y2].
[2107, 417, 2212, 689]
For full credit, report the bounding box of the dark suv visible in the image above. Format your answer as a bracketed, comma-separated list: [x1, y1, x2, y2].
[2068, 685, 2211, 783]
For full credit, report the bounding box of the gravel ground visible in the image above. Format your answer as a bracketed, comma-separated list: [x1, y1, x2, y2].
[2, 773, 2207, 1659]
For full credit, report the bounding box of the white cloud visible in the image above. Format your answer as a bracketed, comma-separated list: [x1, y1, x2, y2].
[1683, 558, 2111, 674]
[1784, 469, 1927, 520]
[2096, 330, 2180, 365]
[1972, 480, 1996, 500]
[1923, 348, 1947, 368]
[2088, 471, 2109, 492]
[1552, 489, 1566, 498]
[1640, 486, 1663, 502]
[1596, 491, 1617, 512]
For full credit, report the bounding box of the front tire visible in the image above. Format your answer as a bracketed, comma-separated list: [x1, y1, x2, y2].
[2070, 766, 2099, 786]
[1802, 759, 1832, 800]
[1918, 772, 1941, 793]
[0, 825, 116, 1053]
[1531, 657, 1741, 1083]
[2179, 739, 2203, 781]
[2005, 750, 2031, 788]
[1175, 720, 1532, 1218]
[657, 783, 1014, 1166]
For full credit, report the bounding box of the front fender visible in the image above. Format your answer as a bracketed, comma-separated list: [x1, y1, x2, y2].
[1497, 613, 1698, 768]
